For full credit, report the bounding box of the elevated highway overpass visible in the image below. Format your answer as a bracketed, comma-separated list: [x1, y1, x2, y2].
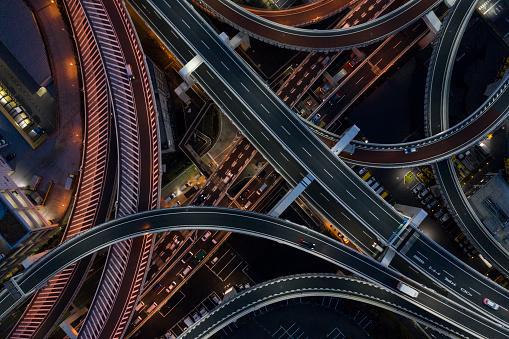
[194, 0, 441, 51]
[2, 207, 509, 338]
[136, 0, 407, 250]
[242, 0, 354, 27]
[423, 0, 509, 279]
[180, 274, 474, 339]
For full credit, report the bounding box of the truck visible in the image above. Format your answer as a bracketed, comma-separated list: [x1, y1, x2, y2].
[183, 316, 194, 327]
[64, 174, 76, 190]
[193, 249, 207, 264]
[396, 282, 419, 298]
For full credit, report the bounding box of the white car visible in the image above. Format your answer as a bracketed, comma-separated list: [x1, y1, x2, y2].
[484, 298, 500, 310]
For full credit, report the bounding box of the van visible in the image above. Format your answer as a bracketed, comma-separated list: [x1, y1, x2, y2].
[164, 331, 176, 339]
[396, 282, 419, 298]
[243, 201, 252, 209]
[223, 171, 233, 184]
[370, 181, 380, 190]
[133, 316, 142, 325]
[180, 265, 192, 278]
[256, 184, 267, 195]
[146, 302, 157, 313]
[366, 177, 376, 186]
[211, 295, 221, 305]
[135, 301, 145, 312]
[183, 316, 194, 327]
[126, 64, 134, 80]
[375, 186, 384, 195]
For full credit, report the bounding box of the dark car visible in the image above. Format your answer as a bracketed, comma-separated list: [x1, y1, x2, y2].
[6, 153, 15, 161]
[240, 189, 250, 200]
[153, 283, 162, 293]
[181, 251, 193, 263]
[298, 239, 315, 250]
[329, 93, 342, 105]
[257, 170, 266, 179]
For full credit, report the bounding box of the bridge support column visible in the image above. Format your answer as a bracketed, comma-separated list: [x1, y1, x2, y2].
[269, 174, 314, 217]
[444, 0, 456, 7]
[332, 125, 360, 155]
[175, 55, 204, 104]
[4, 276, 26, 300]
[59, 305, 88, 339]
[220, 32, 251, 51]
[423, 11, 441, 35]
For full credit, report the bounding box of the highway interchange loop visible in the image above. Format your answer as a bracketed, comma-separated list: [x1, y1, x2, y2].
[4, 207, 509, 338]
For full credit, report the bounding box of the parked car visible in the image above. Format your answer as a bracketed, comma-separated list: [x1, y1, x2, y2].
[357, 167, 368, 176]
[412, 183, 425, 194]
[426, 200, 438, 210]
[434, 209, 445, 219]
[181, 251, 193, 263]
[311, 114, 321, 123]
[421, 195, 434, 205]
[165, 281, 177, 293]
[439, 213, 450, 223]
[329, 93, 342, 105]
[418, 188, 430, 199]
[257, 170, 266, 179]
[6, 153, 15, 161]
[201, 231, 212, 241]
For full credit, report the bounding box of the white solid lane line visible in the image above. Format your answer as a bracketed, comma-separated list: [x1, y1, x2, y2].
[345, 190, 356, 199]
[368, 211, 379, 220]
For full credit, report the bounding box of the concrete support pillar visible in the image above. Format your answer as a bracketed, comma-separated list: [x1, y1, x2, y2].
[423, 11, 441, 35]
[269, 174, 314, 217]
[444, 0, 456, 7]
[332, 125, 360, 155]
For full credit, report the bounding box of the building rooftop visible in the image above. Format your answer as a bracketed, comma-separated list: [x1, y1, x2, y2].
[0, 0, 51, 91]
[469, 174, 509, 247]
